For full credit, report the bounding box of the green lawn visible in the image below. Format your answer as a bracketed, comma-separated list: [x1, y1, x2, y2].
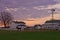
[0, 30, 60, 40]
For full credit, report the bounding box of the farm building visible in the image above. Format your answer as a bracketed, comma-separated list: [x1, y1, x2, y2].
[34, 24, 42, 29]
[10, 21, 26, 30]
[42, 20, 60, 30]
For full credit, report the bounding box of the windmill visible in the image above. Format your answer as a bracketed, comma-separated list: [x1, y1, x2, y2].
[51, 9, 55, 20]
[46, 9, 55, 20]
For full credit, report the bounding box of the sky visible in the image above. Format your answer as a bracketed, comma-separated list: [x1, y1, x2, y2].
[0, 0, 60, 26]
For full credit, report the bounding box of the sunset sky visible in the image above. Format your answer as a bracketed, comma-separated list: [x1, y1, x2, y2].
[0, 0, 60, 26]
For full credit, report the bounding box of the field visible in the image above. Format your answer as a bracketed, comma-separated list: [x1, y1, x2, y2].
[0, 30, 60, 40]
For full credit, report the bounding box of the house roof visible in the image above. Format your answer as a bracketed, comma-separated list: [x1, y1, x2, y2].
[13, 21, 25, 24]
[34, 24, 42, 27]
[17, 25, 26, 26]
[45, 20, 60, 23]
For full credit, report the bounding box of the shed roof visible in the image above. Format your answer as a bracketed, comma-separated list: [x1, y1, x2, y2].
[45, 20, 60, 23]
[13, 21, 25, 24]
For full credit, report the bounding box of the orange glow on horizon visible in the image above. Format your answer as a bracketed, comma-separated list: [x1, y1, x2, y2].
[24, 14, 60, 26]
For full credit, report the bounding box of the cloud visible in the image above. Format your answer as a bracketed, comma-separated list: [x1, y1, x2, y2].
[46, 3, 60, 9]
[54, 0, 60, 2]
[3, 2, 60, 21]
[5, 7, 29, 12]
[5, 7, 18, 12]
[33, 3, 60, 10]
[0, 0, 57, 7]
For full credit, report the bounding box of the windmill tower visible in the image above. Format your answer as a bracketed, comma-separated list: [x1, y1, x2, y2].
[51, 9, 55, 20]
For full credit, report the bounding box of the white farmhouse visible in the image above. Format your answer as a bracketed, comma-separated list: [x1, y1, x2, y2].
[42, 20, 60, 30]
[10, 21, 26, 30]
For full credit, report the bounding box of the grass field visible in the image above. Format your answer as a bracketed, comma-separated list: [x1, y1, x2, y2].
[0, 30, 60, 40]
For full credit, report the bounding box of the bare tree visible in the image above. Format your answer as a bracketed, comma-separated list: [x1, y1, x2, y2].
[0, 11, 13, 28]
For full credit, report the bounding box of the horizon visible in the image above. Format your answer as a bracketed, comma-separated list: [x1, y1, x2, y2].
[14, 14, 60, 26]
